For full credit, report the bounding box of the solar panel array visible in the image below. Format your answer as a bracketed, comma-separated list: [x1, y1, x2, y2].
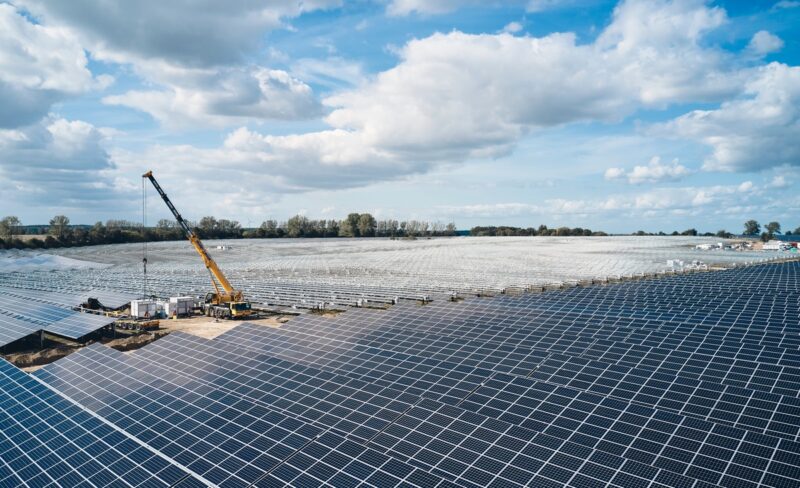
[22, 260, 800, 487]
[0, 289, 119, 346]
[0, 358, 202, 487]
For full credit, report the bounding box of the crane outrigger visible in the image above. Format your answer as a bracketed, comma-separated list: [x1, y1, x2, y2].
[142, 171, 253, 319]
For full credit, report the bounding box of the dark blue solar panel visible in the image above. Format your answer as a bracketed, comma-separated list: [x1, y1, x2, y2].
[0, 358, 198, 487]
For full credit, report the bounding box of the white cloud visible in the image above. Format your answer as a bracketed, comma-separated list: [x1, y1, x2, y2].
[105, 0, 775, 198]
[501, 21, 524, 34]
[660, 63, 800, 172]
[18, 0, 339, 127]
[386, 0, 575, 16]
[103, 67, 321, 128]
[0, 118, 124, 207]
[605, 157, 692, 184]
[526, 0, 581, 12]
[772, 1, 800, 10]
[18, 0, 342, 67]
[746, 31, 784, 56]
[387, 0, 482, 16]
[768, 175, 789, 188]
[604, 167, 626, 180]
[324, 0, 739, 163]
[0, 4, 98, 128]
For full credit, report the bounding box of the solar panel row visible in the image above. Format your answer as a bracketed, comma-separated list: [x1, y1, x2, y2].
[0, 358, 200, 487]
[0, 291, 116, 345]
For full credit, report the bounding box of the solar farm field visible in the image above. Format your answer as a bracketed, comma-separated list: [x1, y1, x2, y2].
[0, 238, 798, 487]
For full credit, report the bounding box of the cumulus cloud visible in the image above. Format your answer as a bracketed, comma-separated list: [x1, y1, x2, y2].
[604, 167, 626, 180]
[605, 157, 692, 184]
[387, 0, 574, 16]
[660, 63, 800, 172]
[0, 118, 124, 207]
[103, 67, 321, 128]
[501, 21, 524, 34]
[746, 31, 784, 56]
[387, 0, 485, 16]
[18, 0, 341, 67]
[302, 0, 740, 165]
[0, 4, 98, 128]
[18, 0, 339, 126]
[768, 175, 789, 188]
[104, 0, 776, 197]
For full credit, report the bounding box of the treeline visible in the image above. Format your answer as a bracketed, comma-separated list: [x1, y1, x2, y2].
[471, 225, 607, 237]
[632, 220, 793, 241]
[248, 214, 458, 238]
[0, 213, 458, 250]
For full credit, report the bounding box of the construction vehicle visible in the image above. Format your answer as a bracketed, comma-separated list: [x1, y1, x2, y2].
[142, 171, 254, 319]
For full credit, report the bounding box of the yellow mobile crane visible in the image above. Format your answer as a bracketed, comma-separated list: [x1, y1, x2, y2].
[142, 171, 253, 319]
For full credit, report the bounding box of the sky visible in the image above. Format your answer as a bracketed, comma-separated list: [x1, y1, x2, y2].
[0, 0, 799, 233]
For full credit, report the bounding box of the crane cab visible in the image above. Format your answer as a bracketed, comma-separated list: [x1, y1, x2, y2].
[203, 292, 253, 319]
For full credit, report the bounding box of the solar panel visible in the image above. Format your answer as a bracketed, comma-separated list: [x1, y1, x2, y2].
[38, 341, 717, 488]
[44, 312, 116, 339]
[34, 343, 366, 487]
[0, 314, 41, 347]
[0, 291, 115, 341]
[457, 373, 800, 487]
[0, 358, 199, 487]
[370, 398, 717, 488]
[0, 294, 74, 325]
[216, 320, 585, 378]
[531, 353, 800, 442]
[579, 338, 800, 398]
[253, 431, 457, 488]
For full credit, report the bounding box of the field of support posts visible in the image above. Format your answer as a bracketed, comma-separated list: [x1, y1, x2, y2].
[0, 236, 793, 310]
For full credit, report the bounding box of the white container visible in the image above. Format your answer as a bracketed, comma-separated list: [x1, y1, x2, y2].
[131, 299, 158, 318]
[165, 296, 193, 317]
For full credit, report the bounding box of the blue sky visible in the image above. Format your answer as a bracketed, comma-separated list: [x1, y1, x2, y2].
[1, 0, 799, 233]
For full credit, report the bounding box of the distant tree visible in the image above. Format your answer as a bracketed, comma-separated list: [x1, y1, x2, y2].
[766, 221, 781, 235]
[49, 215, 70, 239]
[357, 213, 377, 237]
[0, 216, 21, 241]
[445, 222, 457, 236]
[198, 216, 218, 237]
[258, 220, 279, 238]
[715, 229, 732, 238]
[339, 213, 360, 237]
[743, 220, 760, 236]
[681, 228, 698, 236]
[325, 219, 340, 237]
[286, 215, 309, 238]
